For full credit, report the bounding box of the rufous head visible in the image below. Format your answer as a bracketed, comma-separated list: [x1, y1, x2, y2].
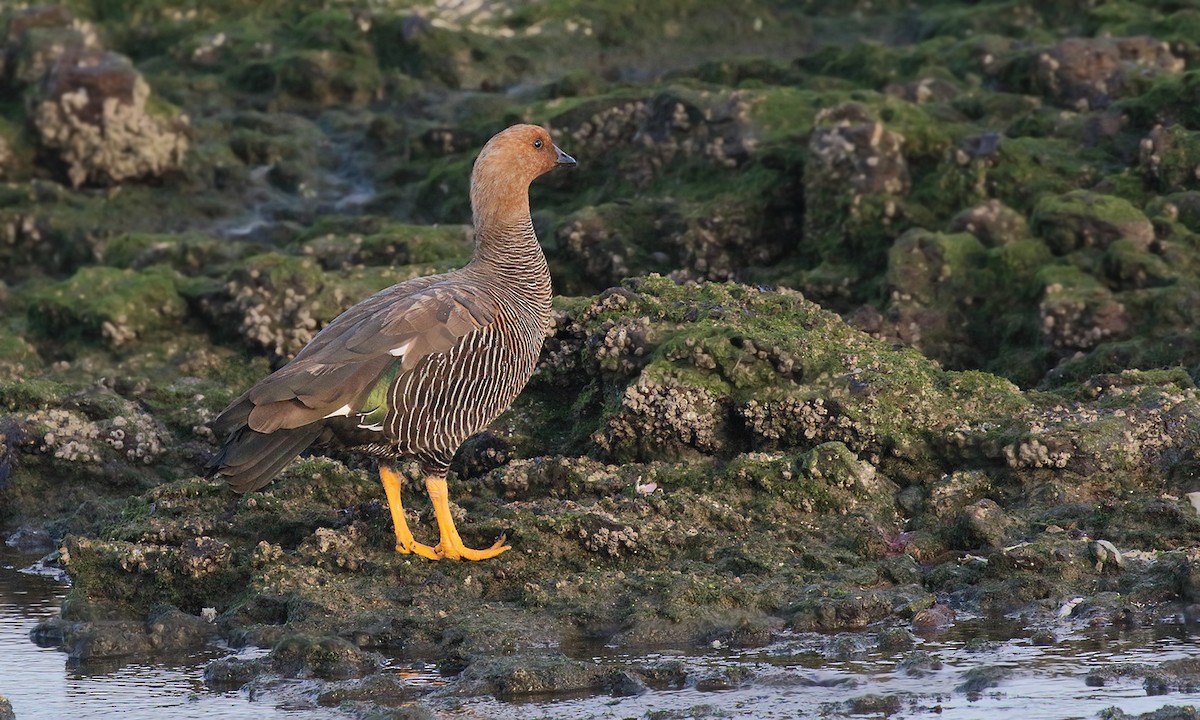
[470, 124, 575, 230]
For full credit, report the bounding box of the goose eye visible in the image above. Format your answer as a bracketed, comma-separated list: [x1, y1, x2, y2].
[533, 139, 543, 149]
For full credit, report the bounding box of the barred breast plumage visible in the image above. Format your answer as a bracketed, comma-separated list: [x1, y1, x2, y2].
[208, 124, 575, 561]
[384, 240, 551, 470]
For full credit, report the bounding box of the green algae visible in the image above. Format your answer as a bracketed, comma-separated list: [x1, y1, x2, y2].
[3, 1, 1200, 713]
[25, 266, 186, 347]
[298, 219, 472, 270]
[1033, 191, 1154, 254]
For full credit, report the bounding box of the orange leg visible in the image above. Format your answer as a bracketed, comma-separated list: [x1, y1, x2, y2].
[425, 472, 510, 561]
[379, 465, 440, 560]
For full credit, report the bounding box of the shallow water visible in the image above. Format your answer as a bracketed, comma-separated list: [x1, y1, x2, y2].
[0, 547, 348, 720]
[459, 623, 1200, 719]
[3, 543, 1199, 719]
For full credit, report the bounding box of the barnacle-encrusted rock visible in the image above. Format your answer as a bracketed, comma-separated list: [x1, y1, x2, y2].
[201, 253, 427, 360]
[596, 376, 724, 462]
[1039, 279, 1129, 352]
[1138, 123, 1200, 193]
[808, 103, 910, 197]
[555, 89, 754, 188]
[455, 653, 625, 700]
[2, 5, 100, 88]
[949, 200, 1029, 247]
[26, 406, 166, 466]
[202, 254, 328, 360]
[297, 525, 368, 571]
[953, 499, 1014, 549]
[803, 102, 909, 270]
[31, 49, 188, 187]
[1030, 36, 1183, 111]
[669, 198, 770, 282]
[555, 202, 681, 290]
[571, 510, 641, 558]
[884, 77, 959, 104]
[178, 537, 232, 579]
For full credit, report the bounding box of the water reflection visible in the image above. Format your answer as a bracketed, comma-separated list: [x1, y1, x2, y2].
[0, 547, 342, 720]
[4, 542, 1200, 719]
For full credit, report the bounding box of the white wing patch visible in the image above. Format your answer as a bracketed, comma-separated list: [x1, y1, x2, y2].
[357, 422, 384, 431]
[323, 403, 353, 418]
[388, 338, 415, 357]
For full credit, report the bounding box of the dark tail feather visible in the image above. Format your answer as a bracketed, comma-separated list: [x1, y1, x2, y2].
[209, 423, 323, 493]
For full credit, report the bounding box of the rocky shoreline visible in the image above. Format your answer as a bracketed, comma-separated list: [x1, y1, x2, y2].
[3, 1, 1200, 717]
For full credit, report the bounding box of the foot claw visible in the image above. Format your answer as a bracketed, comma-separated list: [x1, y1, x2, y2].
[396, 540, 442, 561]
[436, 535, 511, 561]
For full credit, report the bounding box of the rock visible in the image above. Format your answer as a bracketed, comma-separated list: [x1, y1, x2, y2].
[199, 253, 424, 360]
[668, 195, 783, 282]
[1139, 124, 1200, 193]
[177, 537, 232, 579]
[875, 627, 916, 651]
[555, 89, 754, 189]
[596, 376, 725, 462]
[64, 620, 155, 660]
[885, 77, 960, 104]
[1030, 629, 1057, 646]
[883, 229, 985, 367]
[269, 635, 380, 680]
[315, 673, 434, 708]
[923, 471, 994, 525]
[31, 49, 188, 187]
[804, 103, 909, 272]
[953, 499, 1014, 549]
[0, 134, 11, 179]
[897, 649, 943, 677]
[1038, 273, 1129, 352]
[911, 604, 956, 630]
[146, 604, 216, 651]
[554, 201, 681, 291]
[31, 602, 214, 661]
[1030, 37, 1183, 111]
[2, 5, 100, 88]
[1157, 192, 1200, 233]
[1033, 191, 1155, 254]
[297, 525, 368, 571]
[0, 694, 12, 720]
[948, 200, 1029, 247]
[25, 266, 186, 348]
[455, 653, 620, 700]
[204, 655, 269, 689]
[5, 524, 52, 551]
[847, 694, 902, 715]
[789, 587, 911, 631]
[299, 221, 472, 271]
[691, 665, 753, 691]
[956, 664, 1013, 694]
[633, 660, 688, 690]
[1097, 706, 1200, 720]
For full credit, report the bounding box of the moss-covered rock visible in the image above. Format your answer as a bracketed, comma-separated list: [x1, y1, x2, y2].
[5, 1, 1200, 715]
[26, 266, 186, 348]
[268, 634, 381, 679]
[803, 102, 911, 280]
[1033, 190, 1155, 254]
[1021, 36, 1183, 111]
[883, 228, 986, 367]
